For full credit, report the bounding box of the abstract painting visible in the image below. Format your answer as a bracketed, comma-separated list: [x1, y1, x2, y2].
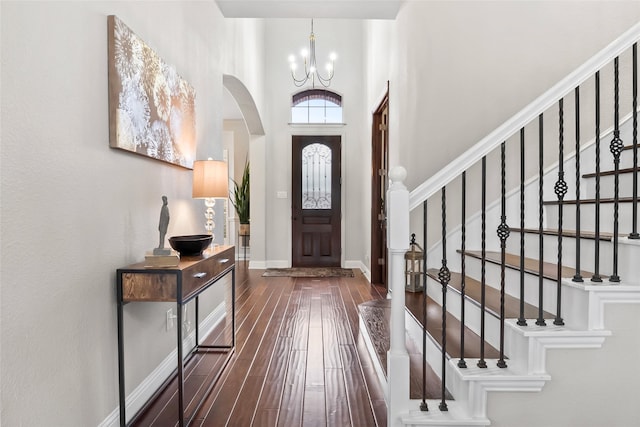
[108, 15, 196, 169]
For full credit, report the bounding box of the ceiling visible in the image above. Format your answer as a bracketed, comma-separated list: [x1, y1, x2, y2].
[215, 0, 402, 19]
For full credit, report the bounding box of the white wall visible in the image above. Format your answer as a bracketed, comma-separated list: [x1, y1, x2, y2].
[261, 19, 367, 267]
[0, 2, 264, 425]
[363, 0, 640, 262]
[367, 0, 640, 191]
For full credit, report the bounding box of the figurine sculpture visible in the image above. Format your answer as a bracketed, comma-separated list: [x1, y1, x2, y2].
[154, 195, 171, 255]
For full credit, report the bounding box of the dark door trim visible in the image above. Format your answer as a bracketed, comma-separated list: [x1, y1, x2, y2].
[371, 86, 389, 287]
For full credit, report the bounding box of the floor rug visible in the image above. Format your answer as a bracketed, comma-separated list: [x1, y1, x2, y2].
[262, 267, 355, 278]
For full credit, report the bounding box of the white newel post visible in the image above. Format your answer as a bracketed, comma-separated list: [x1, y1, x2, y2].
[387, 166, 411, 426]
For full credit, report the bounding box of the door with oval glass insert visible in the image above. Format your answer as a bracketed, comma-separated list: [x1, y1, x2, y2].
[292, 135, 341, 267]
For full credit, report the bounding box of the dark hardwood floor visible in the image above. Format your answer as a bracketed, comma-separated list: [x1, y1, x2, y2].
[131, 264, 388, 427]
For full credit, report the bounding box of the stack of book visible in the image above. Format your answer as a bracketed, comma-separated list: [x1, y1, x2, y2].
[144, 250, 180, 267]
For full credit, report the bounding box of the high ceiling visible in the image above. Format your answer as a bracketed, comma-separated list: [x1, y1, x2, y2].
[215, 0, 402, 19]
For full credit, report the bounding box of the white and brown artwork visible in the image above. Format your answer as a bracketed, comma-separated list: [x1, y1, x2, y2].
[107, 15, 196, 169]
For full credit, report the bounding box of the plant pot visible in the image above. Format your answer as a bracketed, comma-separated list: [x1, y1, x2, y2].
[239, 223, 250, 236]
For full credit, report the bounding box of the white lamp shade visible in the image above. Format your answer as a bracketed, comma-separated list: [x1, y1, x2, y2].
[192, 160, 229, 198]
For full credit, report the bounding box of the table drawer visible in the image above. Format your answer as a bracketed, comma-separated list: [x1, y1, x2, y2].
[181, 247, 234, 299]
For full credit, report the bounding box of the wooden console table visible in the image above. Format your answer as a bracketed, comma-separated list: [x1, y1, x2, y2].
[116, 245, 235, 427]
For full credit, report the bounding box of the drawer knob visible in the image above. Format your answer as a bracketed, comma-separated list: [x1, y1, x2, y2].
[193, 272, 207, 279]
[219, 258, 229, 264]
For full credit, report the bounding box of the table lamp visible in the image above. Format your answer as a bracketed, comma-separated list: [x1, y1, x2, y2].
[192, 159, 229, 240]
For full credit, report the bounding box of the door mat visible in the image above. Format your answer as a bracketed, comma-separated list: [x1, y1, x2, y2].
[262, 267, 355, 278]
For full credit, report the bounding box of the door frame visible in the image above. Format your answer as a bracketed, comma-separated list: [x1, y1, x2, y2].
[371, 87, 389, 287]
[289, 129, 346, 268]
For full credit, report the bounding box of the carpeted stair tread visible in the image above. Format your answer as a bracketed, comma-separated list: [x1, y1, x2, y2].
[359, 299, 453, 400]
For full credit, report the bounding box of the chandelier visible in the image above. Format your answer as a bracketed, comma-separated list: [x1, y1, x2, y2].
[288, 19, 337, 88]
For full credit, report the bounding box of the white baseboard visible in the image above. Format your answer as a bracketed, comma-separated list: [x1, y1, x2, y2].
[345, 260, 371, 282]
[249, 260, 267, 269]
[99, 302, 227, 427]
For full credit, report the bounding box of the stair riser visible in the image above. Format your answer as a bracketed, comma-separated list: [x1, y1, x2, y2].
[545, 202, 640, 235]
[583, 173, 640, 199]
[569, 118, 637, 172]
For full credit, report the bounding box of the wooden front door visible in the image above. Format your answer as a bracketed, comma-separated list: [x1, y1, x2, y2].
[292, 135, 341, 267]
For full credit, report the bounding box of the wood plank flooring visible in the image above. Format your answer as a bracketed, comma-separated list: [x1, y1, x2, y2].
[131, 265, 388, 427]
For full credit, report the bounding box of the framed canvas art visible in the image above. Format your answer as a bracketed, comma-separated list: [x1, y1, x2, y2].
[108, 15, 196, 169]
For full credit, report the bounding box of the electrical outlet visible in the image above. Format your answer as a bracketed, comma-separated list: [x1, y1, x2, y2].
[166, 308, 176, 331]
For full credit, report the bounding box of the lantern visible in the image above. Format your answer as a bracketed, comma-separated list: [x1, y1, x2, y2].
[405, 233, 424, 292]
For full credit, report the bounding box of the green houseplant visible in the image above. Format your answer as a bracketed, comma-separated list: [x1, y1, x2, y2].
[230, 160, 250, 235]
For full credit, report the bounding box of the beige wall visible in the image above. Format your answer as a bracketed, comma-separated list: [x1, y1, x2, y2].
[0, 1, 264, 425]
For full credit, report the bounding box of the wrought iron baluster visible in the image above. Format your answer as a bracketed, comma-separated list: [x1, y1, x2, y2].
[478, 157, 488, 368]
[518, 129, 527, 326]
[438, 187, 449, 412]
[458, 172, 467, 369]
[536, 114, 547, 326]
[421, 201, 428, 412]
[592, 71, 603, 283]
[573, 86, 583, 282]
[554, 99, 566, 326]
[631, 43, 639, 240]
[610, 57, 622, 282]
[497, 142, 509, 368]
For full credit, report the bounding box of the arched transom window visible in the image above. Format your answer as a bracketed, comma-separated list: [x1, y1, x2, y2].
[291, 89, 343, 124]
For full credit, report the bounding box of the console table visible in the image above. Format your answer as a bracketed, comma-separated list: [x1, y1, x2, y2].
[116, 245, 235, 427]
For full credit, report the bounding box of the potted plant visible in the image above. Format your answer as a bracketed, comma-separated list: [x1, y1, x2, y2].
[230, 160, 250, 236]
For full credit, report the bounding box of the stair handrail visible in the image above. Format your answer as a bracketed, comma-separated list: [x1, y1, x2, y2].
[409, 21, 640, 211]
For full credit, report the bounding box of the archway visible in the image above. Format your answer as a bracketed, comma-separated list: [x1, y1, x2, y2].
[223, 75, 265, 268]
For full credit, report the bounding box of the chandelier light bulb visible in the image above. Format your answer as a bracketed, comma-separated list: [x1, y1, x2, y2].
[309, 65, 316, 73]
[329, 52, 337, 61]
[288, 54, 296, 63]
[301, 48, 309, 58]
[326, 63, 333, 72]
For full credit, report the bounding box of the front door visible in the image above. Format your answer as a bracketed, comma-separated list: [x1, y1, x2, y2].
[292, 135, 341, 267]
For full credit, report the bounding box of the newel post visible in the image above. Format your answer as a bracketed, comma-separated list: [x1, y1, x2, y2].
[387, 166, 411, 426]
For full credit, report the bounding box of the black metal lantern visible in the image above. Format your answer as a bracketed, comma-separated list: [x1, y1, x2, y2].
[405, 234, 424, 292]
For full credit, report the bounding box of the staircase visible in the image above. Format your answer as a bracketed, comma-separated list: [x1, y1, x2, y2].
[361, 23, 640, 427]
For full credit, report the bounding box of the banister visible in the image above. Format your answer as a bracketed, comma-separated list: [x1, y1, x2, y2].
[409, 20, 640, 211]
